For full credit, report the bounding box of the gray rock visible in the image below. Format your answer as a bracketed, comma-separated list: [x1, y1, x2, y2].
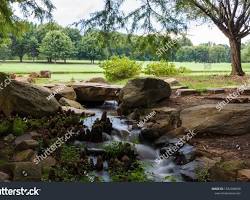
[13, 162, 41, 181]
[13, 149, 35, 162]
[59, 97, 84, 109]
[51, 85, 76, 100]
[181, 104, 250, 135]
[73, 82, 121, 103]
[140, 107, 181, 141]
[0, 171, 10, 181]
[16, 140, 39, 151]
[0, 73, 60, 117]
[176, 89, 200, 96]
[119, 78, 171, 114]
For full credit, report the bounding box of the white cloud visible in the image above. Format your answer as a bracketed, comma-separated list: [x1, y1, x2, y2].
[51, 0, 104, 26]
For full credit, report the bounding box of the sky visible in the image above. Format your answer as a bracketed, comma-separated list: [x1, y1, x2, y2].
[50, 0, 250, 45]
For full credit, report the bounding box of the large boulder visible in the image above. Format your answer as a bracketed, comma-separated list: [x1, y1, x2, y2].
[140, 107, 181, 141]
[0, 73, 60, 117]
[72, 83, 121, 103]
[51, 85, 76, 100]
[181, 104, 250, 135]
[59, 97, 84, 109]
[119, 78, 171, 114]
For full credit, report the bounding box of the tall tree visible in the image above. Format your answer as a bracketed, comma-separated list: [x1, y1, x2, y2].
[40, 30, 74, 63]
[81, 0, 250, 76]
[0, 0, 54, 38]
[177, 0, 250, 76]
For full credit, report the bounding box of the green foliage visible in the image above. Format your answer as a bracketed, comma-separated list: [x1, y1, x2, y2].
[12, 118, 27, 136]
[110, 162, 149, 182]
[0, 120, 12, 136]
[104, 141, 135, 159]
[78, 31, 104, 63]
[196, 167, 210, 182]
[100, 56, 142, 81]
[39, 30, 74, 62]
[0, 40, 11, 60]
[164, 175, 177, 182]
[0, 0, 54, 37]
[0, 117, 27, 137]
[60, 145, 81, 164]
[144, 61, 179, 76]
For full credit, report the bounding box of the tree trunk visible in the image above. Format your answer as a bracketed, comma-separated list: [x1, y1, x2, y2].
[229, 38, 245, 76]
[19, 56, 23, 63]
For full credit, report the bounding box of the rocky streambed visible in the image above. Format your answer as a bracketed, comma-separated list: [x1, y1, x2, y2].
[0, 73, 250, 182]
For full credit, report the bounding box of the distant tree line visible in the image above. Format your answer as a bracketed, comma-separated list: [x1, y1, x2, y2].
[1, 21, 249, 64]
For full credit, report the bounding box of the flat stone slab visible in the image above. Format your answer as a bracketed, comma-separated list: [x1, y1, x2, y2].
[41, 83, 56, 88]
[71, 83, 122, 102]
[176, 89, 200, 96]
[171, 86, 189, 90]
[164, 78, 180, 86]
[207, 88, 225, 94]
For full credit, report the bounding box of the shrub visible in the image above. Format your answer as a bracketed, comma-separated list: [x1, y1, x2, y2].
[144, 61, 179, 76]
[100, 56, 142, 81]
[104, 142, 135, 159]
[12, 118, 27, 136]
[0, 120, 12, 136]
[60, 145, 80, 164]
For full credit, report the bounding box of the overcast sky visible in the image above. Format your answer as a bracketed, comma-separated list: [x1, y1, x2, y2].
[50, 0, 250, 45]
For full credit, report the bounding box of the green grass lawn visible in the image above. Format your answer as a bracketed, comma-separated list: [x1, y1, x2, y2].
[0, 60, 103, 74]
[1, 60, 250, 88]
[2, 60, 250, 74]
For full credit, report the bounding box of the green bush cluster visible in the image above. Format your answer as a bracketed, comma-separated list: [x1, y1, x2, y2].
[0, 118, 27, 137]
[100, 56, 142, 81]
[60, 145, 81, 164]
[13, 118, 28, 136]
[144, 61, 191, 76]
[104, 142, 135, 159]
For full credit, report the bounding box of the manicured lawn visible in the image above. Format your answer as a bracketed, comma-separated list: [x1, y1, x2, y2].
[0, 60, 103, 73]
[2, 60, 250, 74]
[1, 60, 250, 89]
